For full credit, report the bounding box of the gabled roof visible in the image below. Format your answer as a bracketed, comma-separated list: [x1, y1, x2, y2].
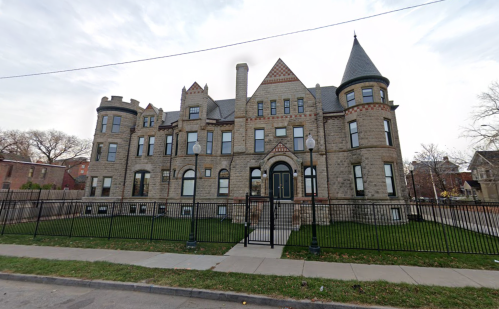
[144, 103, 159, 114]
[468, 151, 499, 170]
[261, 59, 300, 85]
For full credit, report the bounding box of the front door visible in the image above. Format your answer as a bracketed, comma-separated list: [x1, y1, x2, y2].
[271, 163, 293, 200]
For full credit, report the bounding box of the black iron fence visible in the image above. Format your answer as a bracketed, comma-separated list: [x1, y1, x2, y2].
[0, 199, 498, 254]
[0, 189, 84, 202]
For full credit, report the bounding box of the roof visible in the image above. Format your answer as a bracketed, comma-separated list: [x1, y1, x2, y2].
[340, 37, 383, 85]
[308, 86, 343, 113]
[0, 153, 31, 163]
[465, 180, 481, 189]
[477, 151, 499, 165]
[468, 151, 499, 170]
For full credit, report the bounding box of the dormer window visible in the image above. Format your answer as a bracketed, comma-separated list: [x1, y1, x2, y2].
[189, 107, 199, 119]
[150, 116, 154, 127]
[362, 88, 373, 103]
[143, 117, 149, 127]
[346, 91, 355, 107]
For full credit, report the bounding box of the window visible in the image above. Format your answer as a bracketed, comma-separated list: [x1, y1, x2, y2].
[218, 169, 230, 196]
[148, 136, 155, 156]
[133, 171, 150, 196]
[2, 183, 10, 189]
[298, 99, 304, 113]
[165, 135, 173, 155]
[362, 88, 373, 103]
[257, 102, 263, 116]
[96, 143, 103, 161]
[175, 133, 179, 156]
[189, 107, 199, 119]
[304, 167, 317, 196]
[28, 167, 34, 178]
[102, 177, 112, 196]
[98, 206, 108, 214]
[85, 206, 92, 215]
[150, 116, 154, 127]
[218, 205, 227, 216]
[206, 132, 213, 154]
[346, 91, 355, 107]
[380, 89, 386, 103]
[111, 116, 121, 133]
[140, 205, 147, 214]
[254, 129, 264, 153]
[143, 117, 149, 127]
[182, 170, 195, 196]
[384, 119, 393, 146]
[293, 127, 304, 151]
[186, 132, 198, 155]
[284, 100, 290, 114]
[101, 116, 108, 133]
[158, 205, 166, 214]
[81, 164, 85, 168]
[353, 165, 364, 196]
[181, 206, 192, 216]
[349, 122, 359, 148]
[250, 169, 261, 196]
[221, 132, 232, 154]
[384, 164, 396, 196]
[108, 143, 117, 161]
[205, 169, 211, 177]
[130, 205, 137, 214]
[137, 137, 144, 156]
[271, 101, 276, 115]
[391, 208, 401, 221]
[41, 168, 47, 179]
[90, 177, 97, 196]
[161, 170, 170, 182]
[6, 165, 13, 177]
[275, 128, 286, 137]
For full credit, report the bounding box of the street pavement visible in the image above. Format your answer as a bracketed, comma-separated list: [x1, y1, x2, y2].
[1, 243, 498, 288]
[0, 279, 279, 309]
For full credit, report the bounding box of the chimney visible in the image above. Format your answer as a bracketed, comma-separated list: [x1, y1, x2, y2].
[235, 63, 248, 118]
[443, 156, 449, 161]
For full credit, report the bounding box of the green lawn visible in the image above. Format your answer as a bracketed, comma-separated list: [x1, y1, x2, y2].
[286, 221, 499, 254]
[1, 256, 498, 309]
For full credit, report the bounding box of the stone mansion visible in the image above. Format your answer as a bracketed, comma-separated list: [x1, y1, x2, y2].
[84, 37, 408, 205]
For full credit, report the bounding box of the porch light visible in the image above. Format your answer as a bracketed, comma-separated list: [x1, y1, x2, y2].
[262, 170, 267, 179]
[293, 170, 298, 178]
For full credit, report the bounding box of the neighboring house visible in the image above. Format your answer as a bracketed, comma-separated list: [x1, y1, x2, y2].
[467, 151, 499, 202]
[84, 36, 408, 205]
[406, 157, 471, 199]
[54, 158, 90, 190]
[0, 152, 67, 189]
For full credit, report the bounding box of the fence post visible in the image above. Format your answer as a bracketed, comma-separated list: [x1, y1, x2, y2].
[269, 189, 274, 249]
[372, 203, 380, 252]
[1, 190, 13, 236]
[0, 188, 10, 228]
[33, 201, 44, 238]
[437, 204, 451, 255]
[107, 202, 116, 240]
[194, 202, 200, 242]
[37, 189, 42, 206]
[244, 193, 249, 247]
[69, 201, 78, 238]
[150, 202, 157, 241]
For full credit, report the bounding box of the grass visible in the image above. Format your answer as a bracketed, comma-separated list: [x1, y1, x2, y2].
[282, 247, 499, 271]
[1, 256, 498, 309]
[286, 221, 499, 254]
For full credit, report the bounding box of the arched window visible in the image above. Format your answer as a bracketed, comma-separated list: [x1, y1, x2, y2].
[250, 169, 261, 196]
[182, 170, 195, 196]
[218, 169, 230, 196]
[304, 167, 317, 196]
[133, 171, 150, 196]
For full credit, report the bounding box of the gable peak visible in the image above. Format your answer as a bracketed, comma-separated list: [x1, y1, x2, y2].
[262, 59, 299, 85]
[187, 82, 203, 94]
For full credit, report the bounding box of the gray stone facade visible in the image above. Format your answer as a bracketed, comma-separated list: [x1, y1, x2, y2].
[84, 37, 409, 220]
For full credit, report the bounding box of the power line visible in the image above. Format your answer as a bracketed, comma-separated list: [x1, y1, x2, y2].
[0, 0, 446, 80]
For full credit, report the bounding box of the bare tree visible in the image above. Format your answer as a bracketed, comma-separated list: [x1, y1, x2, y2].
[28, 130, 91, 164]
[0, 129, 32, 158]
[462, 81, 499, 150]
[414, 144, 458, 194]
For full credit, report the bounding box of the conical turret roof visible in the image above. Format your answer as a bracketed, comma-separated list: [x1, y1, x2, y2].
[337, 36, 389, 94]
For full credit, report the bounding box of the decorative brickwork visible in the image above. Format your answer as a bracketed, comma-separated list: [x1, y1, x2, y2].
[261, 59, 300, 85]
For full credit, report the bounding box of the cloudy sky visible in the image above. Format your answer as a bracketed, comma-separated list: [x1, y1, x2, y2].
[1, 0, 498, 162]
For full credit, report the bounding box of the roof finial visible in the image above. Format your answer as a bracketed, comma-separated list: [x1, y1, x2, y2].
[354, 31, 357, 39]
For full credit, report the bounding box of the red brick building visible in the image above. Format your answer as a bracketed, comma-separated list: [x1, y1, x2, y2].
[0, 153, 68, 190]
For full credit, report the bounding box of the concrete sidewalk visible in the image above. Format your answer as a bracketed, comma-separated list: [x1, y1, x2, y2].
[0, 244, 498, 289]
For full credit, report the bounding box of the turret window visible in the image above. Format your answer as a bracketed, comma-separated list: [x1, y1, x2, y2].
[353, 165, 364, 196]
[96, 143, 103, 161]
[384, 120, 393, 146]
[384, 164, 396, 196]
[111, 116, 121, 133]
[362, 88, 373, 103]
[346, 92, 355, 107]
[380, 89, 386, 103]
[108, 143, 117, 161]
[189, 107, 199, 119]
[101, 116, 108, 132]
[349, 122, 359, 148]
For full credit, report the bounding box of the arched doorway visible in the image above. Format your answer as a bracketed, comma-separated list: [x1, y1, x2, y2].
[270, 162, 293, 200]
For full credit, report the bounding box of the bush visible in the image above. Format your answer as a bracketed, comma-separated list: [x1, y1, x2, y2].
[20, 181, 41, 190]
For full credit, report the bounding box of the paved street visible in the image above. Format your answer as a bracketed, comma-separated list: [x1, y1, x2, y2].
[0, 279, 279, 309]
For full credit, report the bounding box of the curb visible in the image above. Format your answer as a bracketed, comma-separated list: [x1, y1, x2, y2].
[0, 272, 398, 309]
